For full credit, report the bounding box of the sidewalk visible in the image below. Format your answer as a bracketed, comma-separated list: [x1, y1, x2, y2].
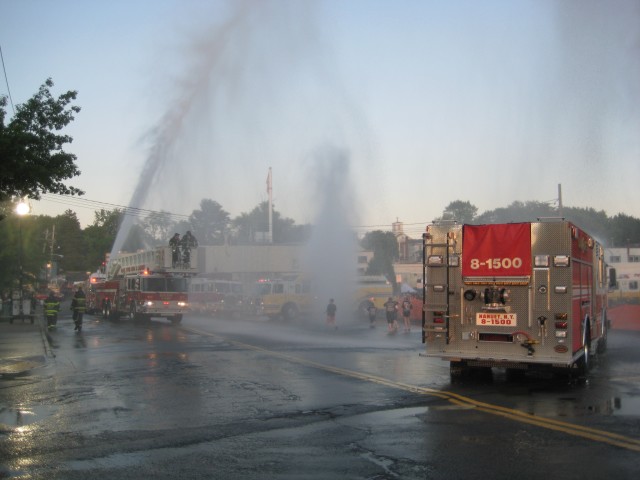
[0, 314, 51, 378]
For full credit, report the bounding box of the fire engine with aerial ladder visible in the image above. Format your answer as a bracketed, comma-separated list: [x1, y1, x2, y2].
[422, 219, 613, 378]
[91, 247, 197, 324]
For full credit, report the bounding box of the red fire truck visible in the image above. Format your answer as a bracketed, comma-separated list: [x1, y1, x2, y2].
[85, 269, 107, 314]
[94, 247, 196, 324]
[422, 220, 611, 378]
[188, 278, 245, 317]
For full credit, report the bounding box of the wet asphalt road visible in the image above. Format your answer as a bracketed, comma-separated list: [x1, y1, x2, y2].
[1, 311, 639, 479]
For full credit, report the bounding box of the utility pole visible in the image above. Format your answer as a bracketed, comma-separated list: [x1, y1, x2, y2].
[267, 167, 273, 244]
[558, 183, 563, 218]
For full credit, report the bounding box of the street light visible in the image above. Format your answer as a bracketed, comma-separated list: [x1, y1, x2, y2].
[16, 200, 31, 319]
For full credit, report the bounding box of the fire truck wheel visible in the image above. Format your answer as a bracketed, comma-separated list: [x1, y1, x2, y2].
[171, 315, 183, 324]
[129, 303, 140, 321]
[577, 324, 592, 376]
[597, 316, 608, 354]
[450, 361, 470, 378]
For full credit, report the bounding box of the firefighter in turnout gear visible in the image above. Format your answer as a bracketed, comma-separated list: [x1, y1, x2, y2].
[71, 287, 86, 332]
[44, 291, 60, 329]
[169, 233, 181, 267]
[181, 231, 198, 268]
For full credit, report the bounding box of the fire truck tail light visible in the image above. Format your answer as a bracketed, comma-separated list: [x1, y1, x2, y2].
[554, 286, 568, 294]
[463, 289, 477, 301]
[555, 319, 568, 338]
[433, 317, 445, 324]
[162, 301, 170, 306]
[433, 285, 445, 292]
[534, 255, 550, 267]
[145, 301, 154, 307]
[553, 255, 570, 267]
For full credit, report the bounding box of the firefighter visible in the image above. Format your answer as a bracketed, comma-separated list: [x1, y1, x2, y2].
[384, 297, 399, 334]
[326, 298, 337, 329]
[71, 286, 86, 332]
[181, 231, 198, 267]
[366, 298, 377, 328]
[401, 295, 413, 333]
[169, 233, 181, 267]
[44, 291, 60, 329]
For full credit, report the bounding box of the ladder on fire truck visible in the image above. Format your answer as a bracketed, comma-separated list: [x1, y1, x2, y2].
[422, 223, 457, 344]
[107, 247, 198, 278]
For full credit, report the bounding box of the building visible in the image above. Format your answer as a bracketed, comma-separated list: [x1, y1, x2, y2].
[392, 221, 424, 289]
[606, 246, 640, 303]
[191, 221, 427, 293]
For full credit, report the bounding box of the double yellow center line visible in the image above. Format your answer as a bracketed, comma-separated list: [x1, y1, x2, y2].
[188, 327, 640, 452]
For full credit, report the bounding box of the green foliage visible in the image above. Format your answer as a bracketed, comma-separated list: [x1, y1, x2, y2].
[439, 200, 478, 224]
[445, 200, 640, 246]
[0, 205, 52, 295]
[360, 230, 398, 287]
[474, 201, 556, 224]
[607, 214, 640, 246]
[83, 209, 123, 267]
[53, 210, 85, 272]
[0, 79, 83, 203]
[141, 211, 173, 243]
[189, 199, 230, 245]
[231, 201, 311, 244]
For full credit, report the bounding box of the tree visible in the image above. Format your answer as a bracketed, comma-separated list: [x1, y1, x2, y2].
[189, 199, 230, 245]
[0, 79, 83, 206]
[361, 230, 398, 289]
[563, 207, 610, 242]
[439, 200, 478, 224]
[82, 209, 123, 268]
[475, 200, 556, 224]
[0, 202, 49, 296]
[608, 213, 640, 247]
[141, 211, 173, 245]
[53, 210, 85, 272]
[231, 201, 312, 244]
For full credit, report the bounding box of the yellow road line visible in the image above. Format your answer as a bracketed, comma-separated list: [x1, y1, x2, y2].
[187, 327, 640, 452]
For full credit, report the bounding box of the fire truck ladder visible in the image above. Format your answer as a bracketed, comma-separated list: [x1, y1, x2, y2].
[422, 230, 454, 344]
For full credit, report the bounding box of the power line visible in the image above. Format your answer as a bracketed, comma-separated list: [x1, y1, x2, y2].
[41, 193, 191, 222]
[0, 44, 15, 115]
[41, 193, 433, 232]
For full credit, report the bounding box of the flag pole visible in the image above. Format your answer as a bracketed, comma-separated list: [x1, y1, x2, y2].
[267, 167, 273, 244]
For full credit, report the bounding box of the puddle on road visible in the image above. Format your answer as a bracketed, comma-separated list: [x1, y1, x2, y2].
[610, 397, 640, 416]
[553, 394, 640, 417]
[0, 405, 56, 429]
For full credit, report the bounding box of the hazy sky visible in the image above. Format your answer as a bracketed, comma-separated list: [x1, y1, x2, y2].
[2, 0, 639, 239]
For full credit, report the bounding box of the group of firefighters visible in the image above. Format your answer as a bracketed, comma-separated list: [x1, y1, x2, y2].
[169, 231, 198, 268]
[381, 295, 413, 333]
[327, 295, 414, 333]
[43, 286, 86, 332]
